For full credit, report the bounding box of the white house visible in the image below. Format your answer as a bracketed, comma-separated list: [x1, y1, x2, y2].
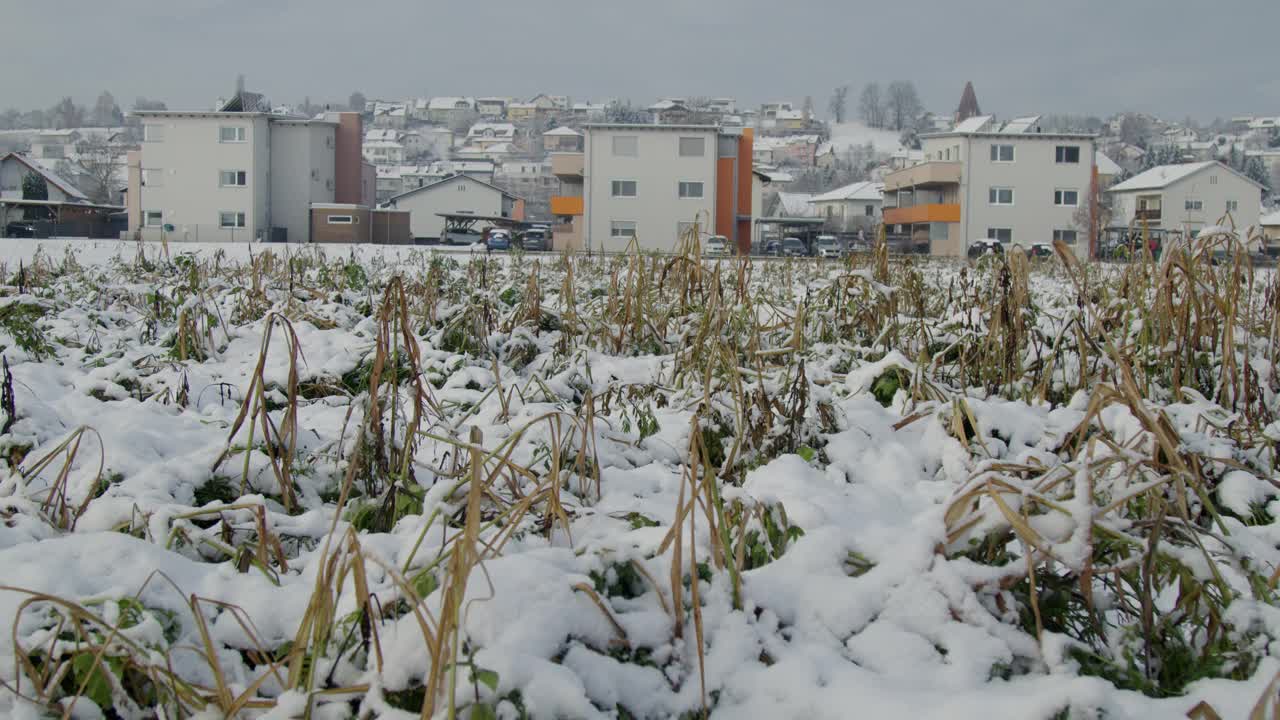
[464, 122, 517, 150]
[808, 181, 883, 230]
[1107, 160, 1264, 234]
[427, 97, 476, 126]
[364, 140, 406, 166]
[0, 152, 89, 202]
[385, 173, 519, 241]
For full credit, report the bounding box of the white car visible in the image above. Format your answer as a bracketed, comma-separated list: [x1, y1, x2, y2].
[816, 235, 842, 259]
[704, 235, 730, 257]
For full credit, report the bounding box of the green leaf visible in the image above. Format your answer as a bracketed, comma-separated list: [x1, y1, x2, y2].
[412, 571, 438, 599]
[470, 703, 498, 720]
[474, 667, 500, 692]
[71, 653, 114, 708]
[796, 446, 816, 463]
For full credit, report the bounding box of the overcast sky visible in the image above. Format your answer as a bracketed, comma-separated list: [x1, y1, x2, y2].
[10, 0, 1279, 122]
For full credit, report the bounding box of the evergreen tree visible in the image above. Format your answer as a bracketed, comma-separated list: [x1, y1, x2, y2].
[21, 173, 48, 201]
[1245, 156, 1271, 193]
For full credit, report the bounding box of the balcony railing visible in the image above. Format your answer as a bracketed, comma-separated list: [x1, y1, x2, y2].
[883, 203, 961, 225]
[882, 162, 962, 191]
[550, 152, 584, 178]
[550, 195, 584, 216]
[1135, 208, 1162, 221]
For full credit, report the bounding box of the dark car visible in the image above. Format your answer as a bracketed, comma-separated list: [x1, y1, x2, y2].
[762, 239, 782, 257]
[4, 222, 36, 239]
[967, 239, 1005, 259]
[520, 228, 550, 251]
[782, 237, 808, 257]
[1029, 243, 1054, 259]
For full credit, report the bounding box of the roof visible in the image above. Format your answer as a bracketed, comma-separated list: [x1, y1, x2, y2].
[809, 181, 884, 204]
[1, 152, 89, 201]
[952, 115, 993, 133]
[1262, 210, 1280, 227]
[1000, 115, 1042, 134]
[544, 126, 582, 137]
[929, 114, 1096, 140]
[775, 192, 818, 217]
[583, 123, 720, 132]
[1095, 151, 1123, 176]
[1106, 161, 1266, 193]
[365, 129, 403, 142]
[364, 140, 404, 149]
[387, 171, 521, 203]
[427, 97, 474, 111]
[466, 122, 516, 138]
[774, 110, 804, 121]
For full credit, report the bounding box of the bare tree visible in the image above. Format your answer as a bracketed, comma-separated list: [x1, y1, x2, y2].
[1119, 114, 1151, 147]
[74, 134, 127, 204]
[858, 83, 885, 129]
[348, 91, 368, 113]
[802, 96, 815, 122]
[885, 81, 922, 132]
[828, 85, 850, 124]
[49, 97, 85, 129]
[92, 91, 123, 126]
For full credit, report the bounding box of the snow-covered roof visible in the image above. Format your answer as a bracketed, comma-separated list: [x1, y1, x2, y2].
[999, 115, 1042, 134]
[1262, 210, 1280, 227]
[774, 110, 804, 121]
[775, 192, 817, 217]
[952, 115, 994, 133]
[365, 129, 403, 142]
[1095, 151, 1123, 176]
[543, 126, 582, 137]
[809, 181, 884, 204]
[364, 140, 404, 149]
[427, 97, 474, 111]
[648, 99, 686, 111]
[376, 166, 403, 179]
[2, 153, 89, 201]
[466, 122, 516, 139]
[1108, 161, 1218, 192]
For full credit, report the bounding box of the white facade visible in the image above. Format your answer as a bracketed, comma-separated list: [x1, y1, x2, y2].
[387, 174, 516, 240]
[134, 112, 337, 242]
[583, 125, 719, 252]
[1107, 161, 1263, 234]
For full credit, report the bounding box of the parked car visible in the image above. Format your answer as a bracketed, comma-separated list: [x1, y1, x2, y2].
[520, 228, 550, 251]
[967, 239, 1005, 259]
[704, 235, 730, 257]
[781, 237, 808, 257]
[762, 239, 782, 257]
[485, 228, 512, 251]
[1029, 243, 1054, 259]
[4, 222, 36, 239]
[815, 234, 842, 259]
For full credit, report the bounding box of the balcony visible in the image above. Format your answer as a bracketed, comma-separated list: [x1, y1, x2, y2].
[883, 203, 961, 225]
[550, 195, 584, 216]
[1135, 208, 1162, 222]
[882, 162, 962, 191]
[550, 152, 584, 178]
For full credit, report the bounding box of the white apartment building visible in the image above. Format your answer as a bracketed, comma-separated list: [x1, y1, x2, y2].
[581, 124, 755, 253]
[1107, 160, 1263, 235]
[129, 109, 361, 243]
[882, 115, 1095, 256]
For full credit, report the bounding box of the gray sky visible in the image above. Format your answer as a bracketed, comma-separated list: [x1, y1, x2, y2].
[10, 0, 1279, 122]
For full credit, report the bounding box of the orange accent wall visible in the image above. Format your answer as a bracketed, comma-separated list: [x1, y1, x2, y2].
[715, 156, 735, 238]
[550, 196, 584, 216]
[333, 113, 364, 205]
[883, 203, 961, 225]
[714, 130, 756, 252]
[736, 130, 753, 254]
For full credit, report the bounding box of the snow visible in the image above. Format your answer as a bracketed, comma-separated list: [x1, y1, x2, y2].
[952, 115, 994, 134]
[774, 192, 817, 216]
[1262, 209, 1280, 227]
[809, 181, 884, 203]
[1095, 151, 1123, 176]
[1107, 161, 1217, 192]
[826, 121, 904, 154]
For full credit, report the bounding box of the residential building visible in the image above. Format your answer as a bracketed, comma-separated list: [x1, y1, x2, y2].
[648, 99, 691, 124]
[0, 152, 124, 233]
[370, 101, 408, 129]
[364, 140, 406, 166]
[1095, 151, 1123, 189]
[808, 181, 883, 231]
[1262, 210, 1280, 249]
[881, 115, 1096, 256]
[774, 110, 807, 131]
[754, 135, 818, 166]
[476, 97, 510, 119]
[426, 97, 476, 125]
[1, 152, 90, 202]
[29, 129, 82, 162]
[127, 100, 369, 243]
[570, 103, 608, 122]
[507, 102, 537, 123]
[1107, 160, 1263, 235]
[543, 126, 583, 153]
[411, 98, 433, 123]
[465, 122, 517, 149]
[580, 123, 756, 253]
[549, 134, 587, 250]
[386, 173, 520, 241]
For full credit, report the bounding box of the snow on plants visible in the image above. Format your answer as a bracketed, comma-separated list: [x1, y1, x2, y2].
[0, 234, 1279, 718]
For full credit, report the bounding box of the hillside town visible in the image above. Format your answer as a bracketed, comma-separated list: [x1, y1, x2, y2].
[2, 80, 1278, 258]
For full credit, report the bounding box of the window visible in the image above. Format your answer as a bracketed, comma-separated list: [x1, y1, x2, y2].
[678, 181, 704, 199]
[989, 187, 1014, 205]
[990, 144, 1014, 162]
[144, 211, 163, 227]
[218, 211, 246, 228]
[987, 228, 1013, 243]
[1209, 175, 1218, 185]
[679, 137, 706, 157]
[610, 221, 637, 238]
[611, 180, 637, 198]
[327, 215, 356, 224]
[219, 126, 247, 143]
[865, 204, 875, 216]
[1053, 229, 1078, 245]
[612, 136, 638, 157]
[1227, 200, 1239, 212]
[143, 169, 163, 187]
[1185, 199, 1203, 211]
[1054, 189, 1079, 206]
[143, 124, 164, 142]
[219, 170, 247, 187]
[1055, 146, 1081, 163]
[457, 183, 467, 192]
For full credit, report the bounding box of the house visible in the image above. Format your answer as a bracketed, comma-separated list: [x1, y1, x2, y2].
[127, 102, 372, 243]
[0, 152, 89, 203]
[1262, 210, 1280, 249]
[881, 114, 1096, 257]
[427, 97, 476, 125]
[476, 97, 509, 119]
[707, 98, 737, 115]
[364, 140, 406, 166]
[411, 98, 433, 123]
[543, 126, 583, 153]
[754, 135, 819, 167]
[29, 129, 82, 162]
[570, 103, 608, 122]
[808, 181, 884, 230]
[464, 122, 517, 149]
[506, 102, 537, 123]
[647, 98, 691, 124]
[496, 159, 555, 196]
[508, 94, 567, 123]
[579, 123, 756, 253]
[452, 143, 517, 162]
[375, 166, 405, 203]
[385, 173, 520, 241]
[774, 109, 807, 131]
[1106, 160, 1263, 235]
[370, 102, 408, 130]
[1095, 151, 1123, 189]
[773, 192, 817, 217]
[0, 152, 123, 232]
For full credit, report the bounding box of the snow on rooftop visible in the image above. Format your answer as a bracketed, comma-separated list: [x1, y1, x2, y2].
[1095, 151, 1123, 176]
[828, 122, 910, 154]
[809, 181, 884, 203]
[1262, 210, 1280, 226]
[952, 115, 994, 133]
[775, 192, 818, 217]
[999, 115, 1042, 134]
[543, 126, 582, 136]
[1107, 161, 1217, 192]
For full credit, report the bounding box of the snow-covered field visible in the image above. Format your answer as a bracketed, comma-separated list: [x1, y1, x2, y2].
[827, 121, 906, 154]
[0, 237, 1279, 719]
